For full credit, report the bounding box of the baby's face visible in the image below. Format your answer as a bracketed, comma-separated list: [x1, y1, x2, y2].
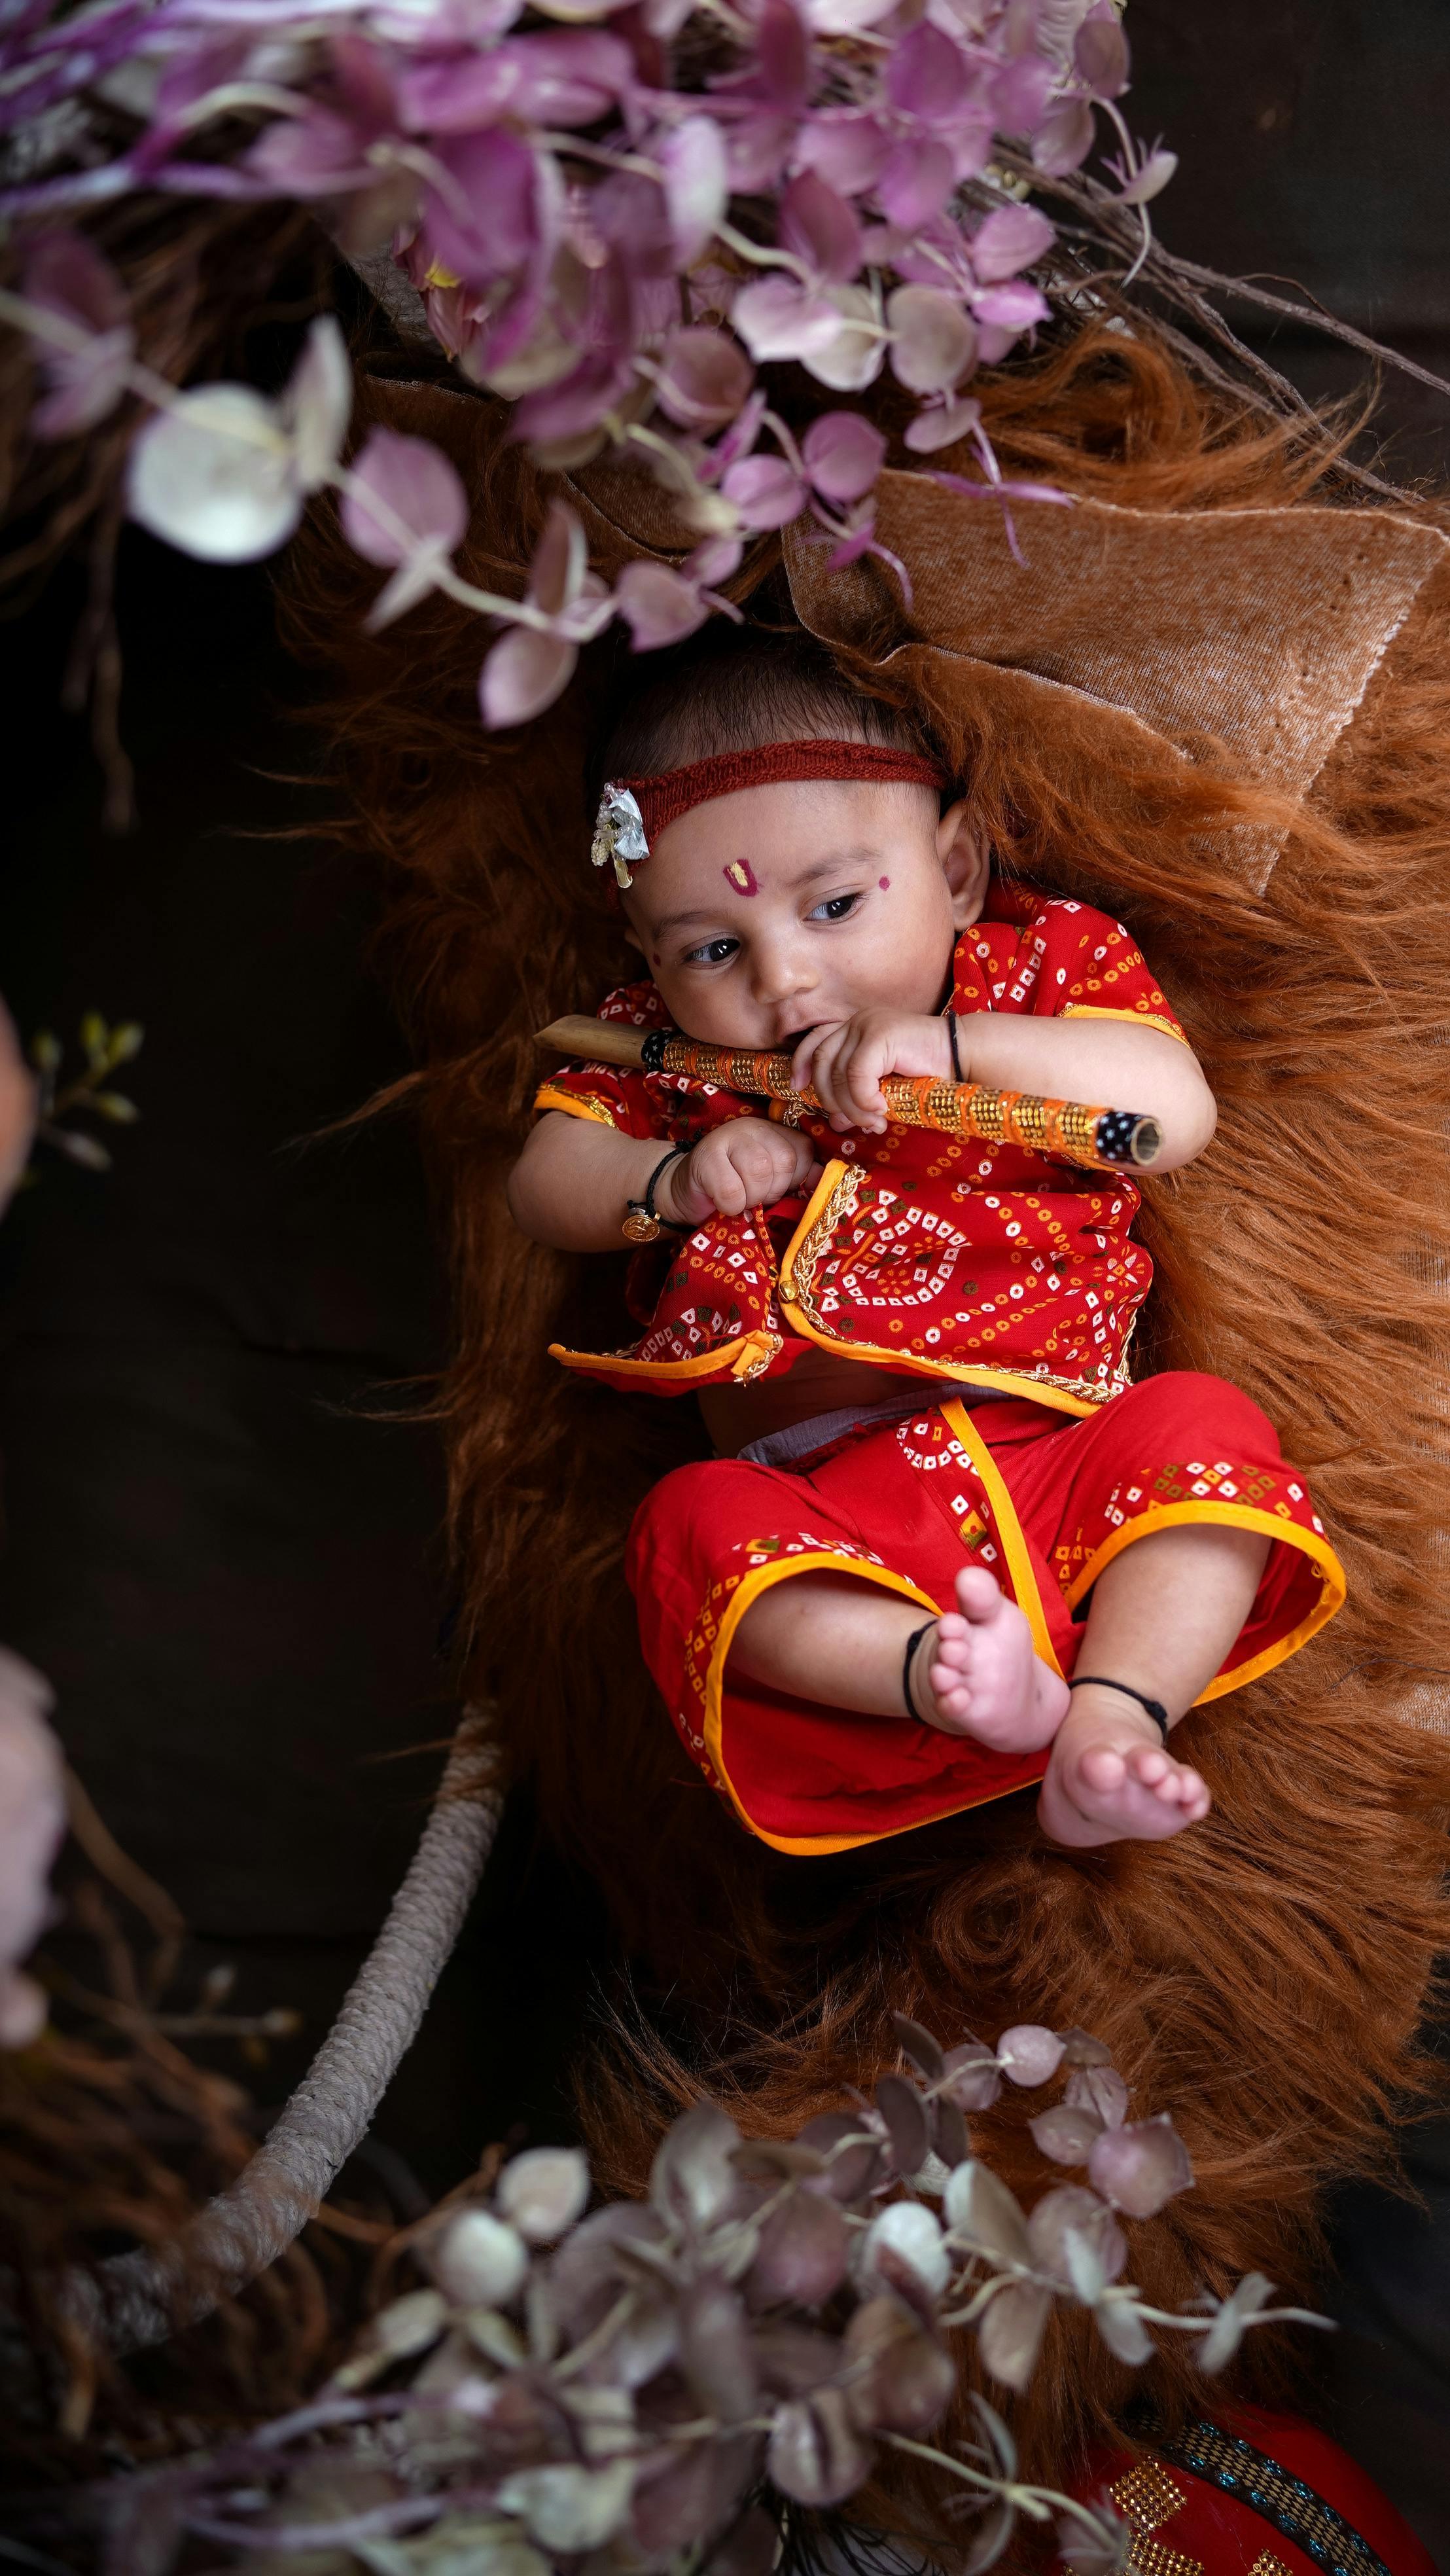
[622, 777, 983, 1050]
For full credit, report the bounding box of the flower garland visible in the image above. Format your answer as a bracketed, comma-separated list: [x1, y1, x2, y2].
[1, 0, 1169, 726]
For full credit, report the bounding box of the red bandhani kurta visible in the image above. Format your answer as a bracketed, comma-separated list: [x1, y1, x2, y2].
[535, 884, 1346, 1853]
[536, 886, 1186, 1412]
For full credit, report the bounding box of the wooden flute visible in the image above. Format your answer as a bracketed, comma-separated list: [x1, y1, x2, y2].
[536, 1016, 1162, 1172]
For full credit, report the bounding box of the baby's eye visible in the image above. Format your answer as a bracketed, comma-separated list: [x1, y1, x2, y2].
[684, 935, 740, 967]
[811, 892, 862, 923]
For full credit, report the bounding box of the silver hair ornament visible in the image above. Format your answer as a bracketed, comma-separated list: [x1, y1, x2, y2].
[592, 784, 649, 890]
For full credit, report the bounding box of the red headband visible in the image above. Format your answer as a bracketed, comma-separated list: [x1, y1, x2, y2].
[620, 739, 946, 845]
[592, 738, 947, 891]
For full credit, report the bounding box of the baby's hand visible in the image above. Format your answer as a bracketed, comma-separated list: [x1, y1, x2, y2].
[667, 1118, 821, 1223]
[792, 1010, 953, 1136]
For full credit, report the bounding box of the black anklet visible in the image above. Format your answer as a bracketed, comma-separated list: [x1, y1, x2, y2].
[1069, 1675, 1170, 1743]
[902, 1622, 934, 1723]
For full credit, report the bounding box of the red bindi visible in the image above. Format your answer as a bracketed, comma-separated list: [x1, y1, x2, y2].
[878, 875, 891, 890]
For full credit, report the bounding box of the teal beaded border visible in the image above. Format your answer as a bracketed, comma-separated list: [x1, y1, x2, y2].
[1155, 2420, 1394, 2576]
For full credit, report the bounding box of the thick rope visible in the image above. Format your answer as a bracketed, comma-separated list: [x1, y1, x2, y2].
[88, 1707, 504, 2352]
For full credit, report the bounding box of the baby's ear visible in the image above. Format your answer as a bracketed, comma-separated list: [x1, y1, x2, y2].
[937, 801, 991, 929]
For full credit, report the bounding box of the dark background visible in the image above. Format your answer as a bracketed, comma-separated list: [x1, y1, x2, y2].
[1, 0, 1447, 2550]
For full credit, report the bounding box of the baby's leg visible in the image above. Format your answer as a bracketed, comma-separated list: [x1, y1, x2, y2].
[1039, 1521, 1270, 1848]
[730, 1565, 1068, 1753]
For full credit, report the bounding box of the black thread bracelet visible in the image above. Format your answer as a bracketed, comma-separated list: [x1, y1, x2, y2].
[902, 1622, 934, 1723]
[946, 1011, 963, 1082]
[622, 1143, 692, 1242]
[1069, 1675, 1171, 1743]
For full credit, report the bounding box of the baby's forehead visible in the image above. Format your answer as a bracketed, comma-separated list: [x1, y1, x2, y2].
[641, 776, 931, 891]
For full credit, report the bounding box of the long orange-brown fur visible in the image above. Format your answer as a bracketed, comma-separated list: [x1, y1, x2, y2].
[279, 321, 1450, 2494]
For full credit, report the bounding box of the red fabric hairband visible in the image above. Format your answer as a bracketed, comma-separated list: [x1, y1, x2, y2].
[591, 739, 947, 891]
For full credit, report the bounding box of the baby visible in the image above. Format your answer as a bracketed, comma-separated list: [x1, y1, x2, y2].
[508, 633, 1343, 1859]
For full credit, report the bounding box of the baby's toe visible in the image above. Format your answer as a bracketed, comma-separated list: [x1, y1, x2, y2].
[1125, 1745, 1169, 1788]
[1078, 1745, 1127, 1793]
[955, 1565, 1004, 1622]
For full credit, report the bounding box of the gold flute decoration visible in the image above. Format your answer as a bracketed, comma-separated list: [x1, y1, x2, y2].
[537, 1017, 1163, 1171]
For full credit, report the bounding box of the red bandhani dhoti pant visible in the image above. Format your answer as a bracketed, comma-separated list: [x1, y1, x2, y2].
[626, 1372, 1345, 1855]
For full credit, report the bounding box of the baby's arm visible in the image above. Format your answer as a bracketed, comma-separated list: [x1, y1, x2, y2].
[794, 1010, 1215, 1172]
[508, 1109, 819, 1251]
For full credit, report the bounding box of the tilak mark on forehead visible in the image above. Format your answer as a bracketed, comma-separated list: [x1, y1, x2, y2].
[724, 859, 760, 897]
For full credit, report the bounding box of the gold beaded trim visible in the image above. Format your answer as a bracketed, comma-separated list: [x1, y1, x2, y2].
[1110, 2460, 1191, 2534]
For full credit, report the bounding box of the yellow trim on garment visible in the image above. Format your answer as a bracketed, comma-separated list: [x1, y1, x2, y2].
[1063, 1499, 1347, 1701]
[548, 1331, 783, 1386]
[940, 1397, 1064, 1678]
[774, 1161, 1103, 1421]
[1060, 1005, 1189, 1044]
[701, 1549, 1042, 1856]
[533, 1085, 620, 1126]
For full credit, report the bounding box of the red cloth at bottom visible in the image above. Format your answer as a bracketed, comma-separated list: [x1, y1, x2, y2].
[1067, 2403, 1436, 2576]
[626, 1371, 1345, 1855]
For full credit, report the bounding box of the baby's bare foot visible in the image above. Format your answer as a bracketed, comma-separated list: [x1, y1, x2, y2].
[1037, 1687, 1211, 1848]
[914, 1567, 1070, 1752]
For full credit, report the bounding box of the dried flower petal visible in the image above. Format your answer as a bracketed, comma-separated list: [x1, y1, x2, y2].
[1057, 2027, 1114, 2067]
[615, 560, 713, 651]
[732, 275, 841, 365]
[1075, 16, 1129, 99]
[1065, 2066, 1129, 2129]
[795, 2111, 883, 2202]
[801, 408, 885, 504]
[0, 1652, 63, 2050]
[342, 426, 469, 569]
[977, 2281, 1051, 2393]
[997, 2024, 1067, 2088]
[279, 313, 352, 492]
[1087, 2114, 1194, 2220]
[497, 2460, 635, 2552]
[944, 2160, 1030, 2266]
[747, 2187, 849, 2307]
[766, 2388, 871, 2507]
[373, 2285, 449, 2356]
[1196, 2271, 1275, 2374]
[873, 2073, 929, 2177]
[496, 2145, 590, 2243]
[661, 115, 729, 265]
[651, 2100, 743, 2230]
[1032, 98, 1097, 177]
[970, 203, 1055, 284]
[1114, 147, 1178, 207]
[655, 327, 753, 431]
[480, 626, 578, 728]
[941, 2041, 1002, 2112]
[1025, 2185, 1126, 2291]
[1029, 2103, 1105, 2166]
[889, 2013, 946, 2081]
[843, 2295, 955, 2435]
[887, 285, 975, 395]
[903, 397, 983, 456]
[127, 384, 300, 564]
[859, 2199, 951, 2299]
[803, 285, 885, 392]
[720, 452, 805, 531]
[434, 2210, 530, 2306]
[22, 229, 134, 438]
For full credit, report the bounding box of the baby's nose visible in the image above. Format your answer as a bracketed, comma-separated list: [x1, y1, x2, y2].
[752, 942, 816, 1019]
